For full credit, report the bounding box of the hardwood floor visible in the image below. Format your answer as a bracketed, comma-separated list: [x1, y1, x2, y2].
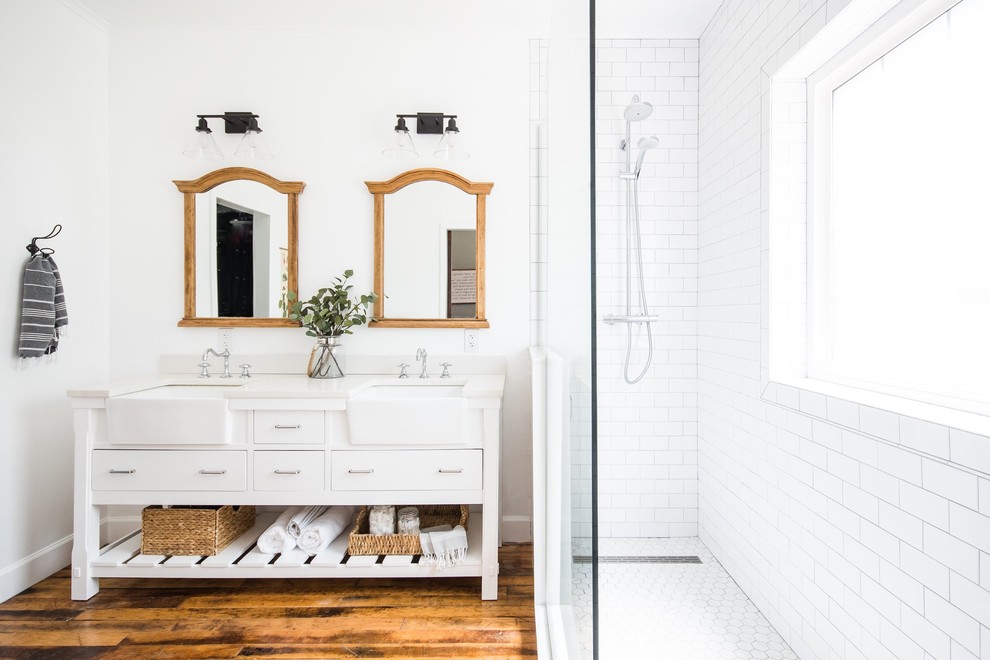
[0, 544, 536, 659]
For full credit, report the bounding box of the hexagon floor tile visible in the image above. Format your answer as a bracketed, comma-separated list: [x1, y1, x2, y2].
[570, 537, 799, 660]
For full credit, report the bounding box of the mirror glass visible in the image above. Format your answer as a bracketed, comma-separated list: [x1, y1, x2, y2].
[383, 181, 476, 318]
[174, 167, 303, 327]
[194, 181, 289, 318]
[366, 169, 493, 328]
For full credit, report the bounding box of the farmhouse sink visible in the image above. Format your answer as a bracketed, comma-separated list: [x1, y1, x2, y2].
[106, 383, 242, 445]
[346, 381, 468, 444]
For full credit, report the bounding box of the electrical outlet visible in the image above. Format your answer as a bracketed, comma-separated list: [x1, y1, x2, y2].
[218, 327, 233, 352]
[464, 329, 479, 353]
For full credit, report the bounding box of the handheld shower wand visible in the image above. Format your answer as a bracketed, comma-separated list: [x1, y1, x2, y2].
[604, 96, 660, 384]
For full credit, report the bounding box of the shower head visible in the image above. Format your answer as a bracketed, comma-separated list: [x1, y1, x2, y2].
[623, 94, 653, 122]
[634, 136, 660, 176]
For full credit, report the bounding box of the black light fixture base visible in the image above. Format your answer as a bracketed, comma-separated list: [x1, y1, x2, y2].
[415, 113, 445, 135]
[222, 112, 256, 134]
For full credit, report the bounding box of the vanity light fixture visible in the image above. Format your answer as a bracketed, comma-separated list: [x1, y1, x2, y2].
[182, 112, 275, 161]
[382, 113, 469, 161]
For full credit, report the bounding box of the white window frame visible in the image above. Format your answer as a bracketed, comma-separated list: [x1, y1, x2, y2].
[761, 0, 990, 444]
[805, 0, 988, 414]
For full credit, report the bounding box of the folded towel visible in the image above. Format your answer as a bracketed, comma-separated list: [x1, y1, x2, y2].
[18, 254, 68, 360]
[287, 505, 329, 538]
[297, 506, 357, 556]
[257, 506, 302, 554]
[419, 524, 466, 570]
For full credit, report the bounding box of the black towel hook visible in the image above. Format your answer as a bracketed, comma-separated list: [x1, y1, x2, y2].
[26, 224, 61, 255]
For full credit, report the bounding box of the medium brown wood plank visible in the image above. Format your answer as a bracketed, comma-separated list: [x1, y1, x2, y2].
[0, 544, 536, 658]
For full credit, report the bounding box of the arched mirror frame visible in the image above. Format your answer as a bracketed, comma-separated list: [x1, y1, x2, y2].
[173, 167, 305, 327]
[365, 168, 493, 328]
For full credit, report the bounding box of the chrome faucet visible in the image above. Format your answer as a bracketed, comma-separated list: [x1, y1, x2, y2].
[415, 348, 429, 378]
[200, 347, 231, 378]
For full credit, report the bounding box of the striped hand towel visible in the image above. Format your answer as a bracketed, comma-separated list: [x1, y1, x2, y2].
[18, 254, 69, 359]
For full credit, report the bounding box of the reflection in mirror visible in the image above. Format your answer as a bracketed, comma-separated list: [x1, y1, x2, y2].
[173, 167, 304, 327]
[194, 181, 289, 318]
[383, 181, 475, 318]
[366, 169, 493, 328]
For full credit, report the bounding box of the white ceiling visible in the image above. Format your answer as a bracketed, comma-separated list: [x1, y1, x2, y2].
[74, 0, 722, 38]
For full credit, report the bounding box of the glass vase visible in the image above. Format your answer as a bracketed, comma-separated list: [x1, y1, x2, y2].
[307, 336, 344, 379]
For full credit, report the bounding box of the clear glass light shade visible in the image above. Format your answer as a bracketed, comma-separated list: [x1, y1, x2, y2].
[234, 128, 275, 160]
[434, 130, 469, 161]
[182, 129, 224, 160]
[382, 129, 418, 160]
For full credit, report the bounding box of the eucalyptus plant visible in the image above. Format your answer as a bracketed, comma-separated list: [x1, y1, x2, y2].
[286, 269, 377, 337]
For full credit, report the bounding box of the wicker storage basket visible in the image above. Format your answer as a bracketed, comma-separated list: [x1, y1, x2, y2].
[141, 505, 255, 556]
[347, 505, 468, 556]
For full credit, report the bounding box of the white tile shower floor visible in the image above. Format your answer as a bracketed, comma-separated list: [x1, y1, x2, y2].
[571, 537, 799, 660]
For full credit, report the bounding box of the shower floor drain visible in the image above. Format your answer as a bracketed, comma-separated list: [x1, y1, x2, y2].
[572, 555, 702, 564]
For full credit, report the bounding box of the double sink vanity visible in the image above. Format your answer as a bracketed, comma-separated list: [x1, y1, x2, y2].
[68, 368, 504, 601]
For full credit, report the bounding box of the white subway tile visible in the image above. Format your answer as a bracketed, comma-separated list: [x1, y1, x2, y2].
[879, 559, 924, 611]
[860, 465, 900, 505]
[879, 501, 923, 548]
[923, 459, 980, 509]
[950, 639, 980, 660]
[860, 406, 900, 443]
[901, 482, 950, 530]
[826, 396, 859, 428]
[843, 430, 879, 467]
[878, 443, 923, 485]
[950, 429, 990, 476]
[924, 589, 982, 655]
[949, 572, 990, 628]
[923, 524, 980, 582]
[900, 542, 950, 599]
[899, 603, 951, 660]
[949, 503, 990, 554]
[900, 416, 951, 460]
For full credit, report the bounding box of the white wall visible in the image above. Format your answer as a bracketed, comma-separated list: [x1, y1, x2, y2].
[105, 15, 538, 538]
[594, 38, 700, 539]
[699, 1, 990, 659]
[0, 0, 109, 601]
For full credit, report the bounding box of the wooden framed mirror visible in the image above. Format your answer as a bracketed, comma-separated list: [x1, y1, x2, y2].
[173, 167, 304, 327]
[365, 169, 493, 328]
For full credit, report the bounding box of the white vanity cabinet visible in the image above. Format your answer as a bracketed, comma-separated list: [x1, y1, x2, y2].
[69, 374, 504, 602]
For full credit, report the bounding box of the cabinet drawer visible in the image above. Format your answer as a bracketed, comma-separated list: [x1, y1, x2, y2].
[254, 451, 325, 491]
[331, 450, 482, 491]
[92, 450, 246, 491]
[254, 411, 325, 444]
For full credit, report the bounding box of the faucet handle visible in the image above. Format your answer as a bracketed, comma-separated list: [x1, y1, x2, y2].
[440, 362, 452, 378]
[198, 361, 211, 378]
[239, 363, 252, 378]
[397, 363, 410, 378]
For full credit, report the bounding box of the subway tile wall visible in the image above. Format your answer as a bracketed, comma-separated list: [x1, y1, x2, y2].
[699, 2, 990, 660]
[595, 38, 700, 538]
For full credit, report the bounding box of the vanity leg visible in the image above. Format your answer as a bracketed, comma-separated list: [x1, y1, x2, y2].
[71, 409, 100, 600]
[481, 408, 500, 601]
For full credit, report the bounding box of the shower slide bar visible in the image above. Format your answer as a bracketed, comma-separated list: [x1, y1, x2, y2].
[603, 314, 660, 324]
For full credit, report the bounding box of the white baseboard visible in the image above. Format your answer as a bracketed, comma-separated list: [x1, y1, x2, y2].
[0, 535, 72, 604]
[501, 515, 532, 543]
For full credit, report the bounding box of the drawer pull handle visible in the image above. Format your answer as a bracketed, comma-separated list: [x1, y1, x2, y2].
[348, 469, 375, 474]
[108, 469, 136, 474]
[274, 424, 302, 430]
[198, 469, 228, 475]
[274, 469, 302, 475]
[438, 468, 464, 474]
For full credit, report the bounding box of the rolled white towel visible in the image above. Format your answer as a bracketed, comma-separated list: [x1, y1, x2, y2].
[257, 506, 302, 554]
[287, 505, 329, 539]
[297, 506, 357, 556]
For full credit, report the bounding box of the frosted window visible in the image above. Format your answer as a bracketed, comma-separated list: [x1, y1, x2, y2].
[820, 0, 990, 404]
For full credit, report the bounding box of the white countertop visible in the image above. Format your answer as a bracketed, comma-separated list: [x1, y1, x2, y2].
[67, 373, 506, 400]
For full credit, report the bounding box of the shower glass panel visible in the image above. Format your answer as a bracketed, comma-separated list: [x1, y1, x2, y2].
[533, 2, 595, 656]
